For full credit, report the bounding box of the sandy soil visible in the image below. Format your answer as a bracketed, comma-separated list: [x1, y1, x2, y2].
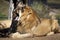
[0, 33, 60, 40]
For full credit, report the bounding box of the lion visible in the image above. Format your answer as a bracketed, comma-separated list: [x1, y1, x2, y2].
[0, 20, 11, 29]
[10, 2, 59, 38]
[0, 20, 11, 37]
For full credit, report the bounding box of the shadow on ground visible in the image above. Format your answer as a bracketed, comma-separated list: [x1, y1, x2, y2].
[0, 33, 60, 40]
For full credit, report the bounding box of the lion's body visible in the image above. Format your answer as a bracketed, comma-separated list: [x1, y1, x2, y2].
[0, 20, 11, 37]
[0, 20, 11, 29]
[15, 4, 59, 36]
[32, 18, 59, 36]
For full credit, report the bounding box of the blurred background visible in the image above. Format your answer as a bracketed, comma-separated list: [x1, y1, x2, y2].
[0, 0, 9, 20]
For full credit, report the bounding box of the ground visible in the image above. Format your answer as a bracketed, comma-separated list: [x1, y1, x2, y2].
[0, 33, 60, 40]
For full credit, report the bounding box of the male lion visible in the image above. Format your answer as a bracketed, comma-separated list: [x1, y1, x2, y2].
[11, 2, 59, 38]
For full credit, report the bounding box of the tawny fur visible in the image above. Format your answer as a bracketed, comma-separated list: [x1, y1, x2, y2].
[0, 3, 59, 38]
[14, 4, 59, 37]
[0, 20, 11, 29]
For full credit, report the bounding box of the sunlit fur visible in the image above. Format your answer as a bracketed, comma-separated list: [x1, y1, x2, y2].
[12, 3, 59, 37]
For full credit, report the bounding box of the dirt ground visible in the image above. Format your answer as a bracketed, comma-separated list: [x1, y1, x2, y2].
[0, 33, 60, 40]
